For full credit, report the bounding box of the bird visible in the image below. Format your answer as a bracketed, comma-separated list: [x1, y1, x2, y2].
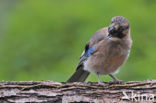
[67, 16, 132, 85]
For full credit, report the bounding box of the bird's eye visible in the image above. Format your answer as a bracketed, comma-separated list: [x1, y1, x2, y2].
[121, 25, 129, 30]
[119, 27, 124, 32]
[124, 26, 129, 30]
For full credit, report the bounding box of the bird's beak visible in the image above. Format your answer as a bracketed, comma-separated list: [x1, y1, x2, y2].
[108, 26, 114, 33]
[107, 33, 112, 38]
[107, 26, 114, 38]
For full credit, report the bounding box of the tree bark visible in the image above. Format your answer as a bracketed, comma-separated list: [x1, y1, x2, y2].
[0, 80, 155, 103]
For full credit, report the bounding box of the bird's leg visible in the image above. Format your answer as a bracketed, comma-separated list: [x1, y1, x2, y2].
[109, 74, 123, 83]
[97, 73, 105, 85]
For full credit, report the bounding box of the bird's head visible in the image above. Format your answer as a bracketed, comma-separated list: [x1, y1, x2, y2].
[108, 16, 130, 39]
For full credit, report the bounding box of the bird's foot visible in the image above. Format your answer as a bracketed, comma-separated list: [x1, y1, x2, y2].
[97, 73, 105, 86]
[110, 79, 124, 84]
[98, 80, 105, 86]
[109, 74, 124, 84]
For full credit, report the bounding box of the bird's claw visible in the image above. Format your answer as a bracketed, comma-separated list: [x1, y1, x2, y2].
[98, 81, 105, 86]
[110, 79, 124, 84]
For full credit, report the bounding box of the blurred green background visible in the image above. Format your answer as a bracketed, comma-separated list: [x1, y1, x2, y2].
[0, 0, 155, 82]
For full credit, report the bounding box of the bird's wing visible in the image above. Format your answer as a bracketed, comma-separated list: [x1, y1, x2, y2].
[76, 27, 108, 70]
[67, 27, 108, 82]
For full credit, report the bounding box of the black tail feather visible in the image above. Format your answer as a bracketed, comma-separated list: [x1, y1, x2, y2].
[67, 66, 90, 82]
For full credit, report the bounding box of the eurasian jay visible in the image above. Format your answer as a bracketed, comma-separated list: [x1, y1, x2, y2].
[67, 16, 132, 85]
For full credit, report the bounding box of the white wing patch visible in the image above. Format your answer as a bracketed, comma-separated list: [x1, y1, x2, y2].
[81, 51, 85, 57]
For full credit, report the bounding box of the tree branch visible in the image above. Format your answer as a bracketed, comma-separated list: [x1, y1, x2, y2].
[0, 80, 156, 103]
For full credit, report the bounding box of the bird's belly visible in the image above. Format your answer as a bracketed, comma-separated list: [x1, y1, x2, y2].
[84, 54, 128, 75]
